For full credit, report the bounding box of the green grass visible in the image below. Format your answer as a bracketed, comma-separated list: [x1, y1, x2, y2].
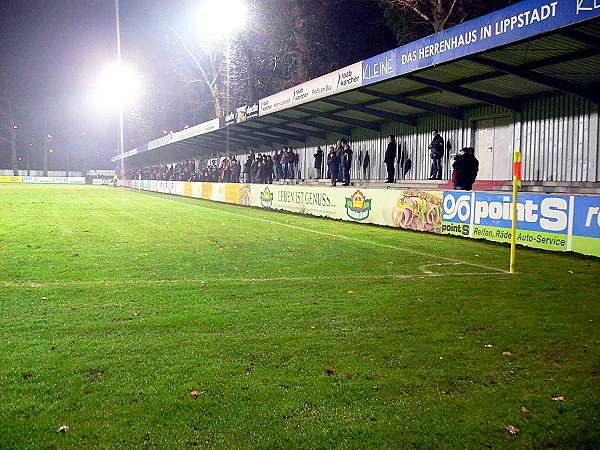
[0, 184, 598, 449]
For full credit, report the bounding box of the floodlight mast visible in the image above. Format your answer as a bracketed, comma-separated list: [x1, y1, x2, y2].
[115, 0, 124, 176]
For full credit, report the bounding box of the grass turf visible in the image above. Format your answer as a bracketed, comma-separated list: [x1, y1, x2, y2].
[0, 184, 598, 449]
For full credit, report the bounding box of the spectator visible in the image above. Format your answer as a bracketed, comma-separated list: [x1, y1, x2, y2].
[250, 156, 260, 183]
[231, 157, 241, 183]
[314, 146, 324, 179]
[327, 148, 340, 187]
[341, 139, 353, 186]
[281, 148, 290, 179]
[429, 129, 444, 180]
[244, 158, 252, 182]
[335, 139, 344, 183]
[291, 149, 300, 180]
[220, 158, 230, 182]
[363, 150, 370, 180]
[326, 146, 335, 179]
[384, 135, 396, 183]
[266, 155, 274, 184]
[452, 147, 479, 190]
[288, 148, 296, 179]
[273, 150, 283, 181]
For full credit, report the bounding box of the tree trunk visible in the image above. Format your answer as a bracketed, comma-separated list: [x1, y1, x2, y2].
[211, 84, 224, 118]
[431, 1, 447, 32]
[244, 45, 257, 103]
[291, 2, 311, 83]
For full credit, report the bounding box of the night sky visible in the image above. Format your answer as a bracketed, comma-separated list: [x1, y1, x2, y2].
[0, 0, 393, 171]
[0, 0, 184, 170]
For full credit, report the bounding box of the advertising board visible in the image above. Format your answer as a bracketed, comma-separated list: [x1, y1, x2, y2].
[259, 62, 362, 116]
[363, 0, 600, 86]
[571, 195, 600, 257]
[121, 180, 600, 258]
[21, 176, 86, 184]
[442, 191, 600, 256]
[0, 175, 22, 183]
[173, 118, 221, 142]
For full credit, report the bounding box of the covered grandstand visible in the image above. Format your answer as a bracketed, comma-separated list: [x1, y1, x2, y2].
[114, 0, 600, 193]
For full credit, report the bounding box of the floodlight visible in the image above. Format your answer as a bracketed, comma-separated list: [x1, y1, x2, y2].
[94, 62, 140, 110]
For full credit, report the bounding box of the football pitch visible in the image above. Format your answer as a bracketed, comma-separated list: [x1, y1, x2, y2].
[1, 184, 598, 448]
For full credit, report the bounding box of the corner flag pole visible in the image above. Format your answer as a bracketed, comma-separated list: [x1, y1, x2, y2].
[510, 150, 521, 273]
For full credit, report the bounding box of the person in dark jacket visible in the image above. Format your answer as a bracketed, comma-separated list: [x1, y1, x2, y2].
[250, 157, 260, 183]
[244, 158, 252, 183]
[281, 148, 290, 179]
[292, 150, 300, 180]
[335, 140, 344, 183]
[428, 129, 445, 180]
[363, 150, 370, 180]
[384, 135, 397, 183]
[265, 155, 274, 184]
[341, 139, 353, 186]
[326, 146, 334, 179]
[453, 147, 479, 190]
[273, 150, 283, 181]
[327, 150, 340, 187]
[231, 158, 241, 183]
[314, 146, 324, 179]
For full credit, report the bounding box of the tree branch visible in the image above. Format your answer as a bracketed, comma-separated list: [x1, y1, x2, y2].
[443, 0, 459, 27]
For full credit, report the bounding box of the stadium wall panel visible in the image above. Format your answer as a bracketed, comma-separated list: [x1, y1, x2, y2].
[228, 94, 598, 185]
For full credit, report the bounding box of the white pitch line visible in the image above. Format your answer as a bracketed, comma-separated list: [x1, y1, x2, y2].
[145, 192, 511, 274]
[417, 261, 477, 274]
[0, 271, 509, 289]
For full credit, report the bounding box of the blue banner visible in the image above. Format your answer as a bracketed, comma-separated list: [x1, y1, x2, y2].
[443, 191, 570, 233]
[363, 0, 600, 85]
[572, 195, 600, 239]
[363, 50, 397, 85]
[442, 191, 600, 257]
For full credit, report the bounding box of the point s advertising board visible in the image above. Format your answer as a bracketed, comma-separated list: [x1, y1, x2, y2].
[442, 191, 600, 257]
[572, 195, 600, 257]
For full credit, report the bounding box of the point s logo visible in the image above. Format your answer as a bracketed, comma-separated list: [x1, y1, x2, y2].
[345, 190, 372, 221]
[260, 187, 273, 208]
[443, 194, 472, 223]
[443, 193, 569, 233]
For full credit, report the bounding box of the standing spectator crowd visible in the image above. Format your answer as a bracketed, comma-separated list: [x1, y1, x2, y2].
[122, 147, 303, 184]
[124, 157, 242, 183]
[325, 138, 353, 187]
[121, 132, 475, 188]
[243, 147, 300, 184]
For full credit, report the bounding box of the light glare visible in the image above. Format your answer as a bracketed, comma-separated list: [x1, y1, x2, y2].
[94, 63, 140, 110]
[198, 0, 247, 35]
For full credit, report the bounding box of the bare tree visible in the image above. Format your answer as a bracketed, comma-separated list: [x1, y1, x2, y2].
[170, 30, 227, 119]
[229, 0, 299, 103]
[143, 0, 396, 135]
[380, 0, 516, 41]
[380, 0, 459, 32]
[0, 81, 18, 175]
